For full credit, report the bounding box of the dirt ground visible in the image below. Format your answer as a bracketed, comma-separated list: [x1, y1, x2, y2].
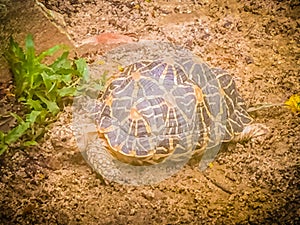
[0, 0, 299, 224]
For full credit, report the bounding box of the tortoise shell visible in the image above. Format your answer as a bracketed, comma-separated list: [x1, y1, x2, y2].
[93, 55, 252, 166]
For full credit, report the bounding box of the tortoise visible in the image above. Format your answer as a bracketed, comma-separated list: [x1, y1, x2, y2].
[73, 41, 266, 185]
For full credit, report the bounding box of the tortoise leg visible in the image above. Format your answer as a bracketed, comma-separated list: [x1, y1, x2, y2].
[86, 138, 123, 184]
[233, 123, 269, 143]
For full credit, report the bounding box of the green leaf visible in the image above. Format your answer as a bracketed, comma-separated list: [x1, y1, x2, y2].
[24, 140, 38, 146]
[6, 37, 25, 63]
[0, 130, 8, 155]
[29, 72, 44, 90]
[50, 51, 71, 71]
[0, 143, 8, 155]
[37, 45, 62, 62]
[58, 86, 76, 97]
[41, 71, 52, 91]
[35, 92, 60, 115]
[24, 35, 37, 91]
[36, 109, 48, 123]
[26, 99, 43, 111]
[41, 71, 57, 92]
[4, 38, 27, 97]
[48, 81, 57, 93]
[25, 34, 35, 66]
[18, 96, 27, 102]
[0, 131, 4, 142]
[5, 122, 30, 145]
[48, 73, 73, 84]
[75, 58, 89, 82]
[26, 110, 41, 124]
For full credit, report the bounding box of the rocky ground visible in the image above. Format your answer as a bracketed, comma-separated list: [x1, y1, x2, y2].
[0, 0, 299, 224]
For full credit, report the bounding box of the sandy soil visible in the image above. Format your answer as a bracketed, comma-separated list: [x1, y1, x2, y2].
[0, 0, 299, 224]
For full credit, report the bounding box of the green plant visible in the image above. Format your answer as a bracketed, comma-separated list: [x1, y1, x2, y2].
[0, 34, 88, 154]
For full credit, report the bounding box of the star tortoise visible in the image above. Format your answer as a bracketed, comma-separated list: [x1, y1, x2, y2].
[76, 41, 266, 184]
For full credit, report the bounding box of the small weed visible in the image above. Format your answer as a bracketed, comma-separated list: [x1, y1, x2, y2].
[0, 34, 89, 154]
